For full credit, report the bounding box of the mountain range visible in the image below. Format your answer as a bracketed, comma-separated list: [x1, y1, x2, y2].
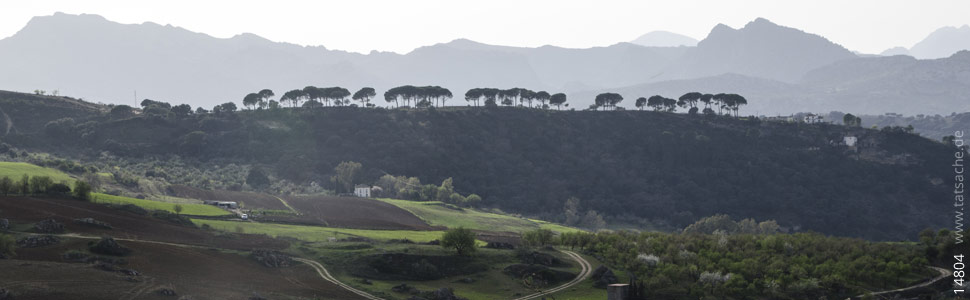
[881, 25, 970, 59]
[0, 12, 968, 115]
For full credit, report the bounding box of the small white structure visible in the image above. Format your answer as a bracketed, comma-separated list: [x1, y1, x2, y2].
[844, 136, 858, 147]
[804, 113, 824, 124]
[354, 185, 372, 198]
[204, 200, 238, 209]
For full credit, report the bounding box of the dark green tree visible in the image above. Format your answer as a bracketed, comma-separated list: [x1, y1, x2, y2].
[549, 93, 567, 110]
[109, 105, 135, 119]
[281, 89, 304, 107]
[522, 228, 555, 246]
[246, 167, 270, 189]
[441, 227, 477, 256]
[352, 87, 376, 107]
[0, 234, 15, 258]
[535, 91, 551, 108]
[0, 176, 11, 196]
[679, 92, 703, 114]
[20, 174, 29, 195]
[258, 89, 275, 109]
[72, 180, 91, 201]
[635, 97, 647, 110]
[29, 176, 53, 194]
[333, 161, 362, 193]
[465, 88, 483, 106]
[647, 95, 665, 111]
[594, 93, 623, 110]
[171, 104, 193, 117]
[243, 93, 260, 110]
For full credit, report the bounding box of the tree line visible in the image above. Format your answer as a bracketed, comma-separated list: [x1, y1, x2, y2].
[597, 92, 748, 116]
[463, 88, 568, 109]
[525, 217, 955, 299]
[0, 174, 91, 201]
[118, 86, 754, 117]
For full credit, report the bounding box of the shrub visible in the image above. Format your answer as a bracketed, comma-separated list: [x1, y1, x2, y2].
[89, 236, 131, 256]
[149, 210, 194, 227]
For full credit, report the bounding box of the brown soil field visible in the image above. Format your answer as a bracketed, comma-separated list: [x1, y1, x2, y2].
[283, 196, 442, 230]
[1, 238, 363, 300]
[167, 185, 289, 210]
[0, 196, 287, 250]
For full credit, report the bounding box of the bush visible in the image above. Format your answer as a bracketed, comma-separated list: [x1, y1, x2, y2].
[89, 236, 131, 256]
[150, 210, 194, 227]
[47, 183, 71, 196]
[29, 176, 53, 194]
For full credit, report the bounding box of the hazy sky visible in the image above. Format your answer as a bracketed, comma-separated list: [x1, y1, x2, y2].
[1, 0, 968, 54]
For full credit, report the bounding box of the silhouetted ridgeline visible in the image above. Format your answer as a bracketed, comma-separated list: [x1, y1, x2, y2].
[0, 91, 955, 241]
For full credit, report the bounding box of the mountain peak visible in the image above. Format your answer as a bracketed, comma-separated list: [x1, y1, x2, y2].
[231, 32, 272, 43]
[711, 23, 735, 33]
[25, 12, 108, 27]
[14, 12, 114, 39]
[747, 17, 776, 26]
[687, 17, 855, 82]
[909, 25, 970, 59]
[630, 31, 698, 47]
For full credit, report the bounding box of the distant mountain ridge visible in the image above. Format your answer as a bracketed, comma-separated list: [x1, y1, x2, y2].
[880, 25, 970, 59]
[665, 18, 857, 83]
[0, 13, 967, 115]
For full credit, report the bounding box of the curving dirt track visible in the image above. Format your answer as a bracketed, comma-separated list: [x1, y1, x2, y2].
[1, 237, 364, 300]
[294, 257, 383, 300]
[853, 266, 952, 299]
[513, 250, 592, 300]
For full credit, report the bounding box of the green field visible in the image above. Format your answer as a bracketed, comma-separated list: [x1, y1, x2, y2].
[0, 162, 75, 184]
[92, 193, 231, 216]
[376, 198, 581, 234]
[192, 219, 446, 242]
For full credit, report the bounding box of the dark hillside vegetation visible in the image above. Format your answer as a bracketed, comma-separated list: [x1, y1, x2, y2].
[0, 90, 103, 136]
[0, 91, 954, 241]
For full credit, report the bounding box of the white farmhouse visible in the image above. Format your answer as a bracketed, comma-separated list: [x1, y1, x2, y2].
[354, 185, 372, 198]
[804, 113, 824, 124]
[843, 136, 858, 147]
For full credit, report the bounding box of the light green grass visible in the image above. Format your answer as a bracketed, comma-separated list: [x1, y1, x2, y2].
[377, 198, 581, 234]
[0, 162, 75, 184]
[145, 194, 204, 204]
[192, 219, 446, 242]
[531, 219, 585, 234]
[92, 193, 231, 216]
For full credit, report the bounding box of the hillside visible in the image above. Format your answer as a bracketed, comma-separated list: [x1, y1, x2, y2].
[855, 112, 970, 140]
[0, 91, 955, 241]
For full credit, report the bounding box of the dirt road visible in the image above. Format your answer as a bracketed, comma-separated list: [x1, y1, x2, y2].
[853, 266, 952, 299]
[513, 250, 593, 300]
